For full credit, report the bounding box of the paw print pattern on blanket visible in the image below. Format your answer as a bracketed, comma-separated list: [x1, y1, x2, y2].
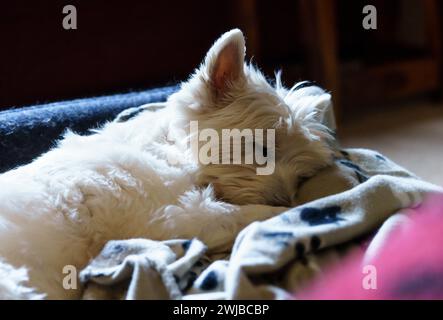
[261, 231, 322, 253]
[80, 238, 212, 299]
[199, 271, 219, 290]
[188, 260, 228, 295]
[338, 160, 369, 183]
[337, 150, 369, 184]
[177, 257, 212, 292]
[262, 231, 294, 247]
[300, 206, 344, 226]
[310, 235, 322, 251]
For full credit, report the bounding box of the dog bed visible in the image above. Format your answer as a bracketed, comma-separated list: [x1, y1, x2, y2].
[0, 86, 178, 173]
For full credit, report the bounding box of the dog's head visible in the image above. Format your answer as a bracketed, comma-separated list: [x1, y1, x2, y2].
[169, 29, 335, 206]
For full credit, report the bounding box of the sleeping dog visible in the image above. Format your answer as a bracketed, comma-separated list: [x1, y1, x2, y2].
[0, 29, 338, 299]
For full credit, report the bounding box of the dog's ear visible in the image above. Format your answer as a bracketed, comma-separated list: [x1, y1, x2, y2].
[203, 29, 246, 97]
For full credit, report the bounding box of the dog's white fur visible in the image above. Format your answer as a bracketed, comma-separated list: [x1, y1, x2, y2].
[0, 29, 334, 299]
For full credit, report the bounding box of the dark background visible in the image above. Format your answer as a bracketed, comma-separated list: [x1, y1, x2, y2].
[0, 0, 441, 116]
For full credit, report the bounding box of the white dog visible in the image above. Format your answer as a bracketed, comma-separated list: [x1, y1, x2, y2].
[0, 29, 334, 299]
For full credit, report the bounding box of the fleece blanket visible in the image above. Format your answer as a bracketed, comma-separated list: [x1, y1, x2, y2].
[79, 142, 443, 299]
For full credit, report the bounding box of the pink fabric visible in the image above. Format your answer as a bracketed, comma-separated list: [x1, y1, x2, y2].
[299, 195, 443, 300]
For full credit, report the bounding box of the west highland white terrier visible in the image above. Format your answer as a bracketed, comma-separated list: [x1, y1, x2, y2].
[0, 29, 335, 299]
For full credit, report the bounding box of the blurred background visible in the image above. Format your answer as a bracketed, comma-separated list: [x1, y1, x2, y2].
[1, 0, 442, 184]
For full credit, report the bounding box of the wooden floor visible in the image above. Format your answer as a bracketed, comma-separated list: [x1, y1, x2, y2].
[339, 99, 443, 187]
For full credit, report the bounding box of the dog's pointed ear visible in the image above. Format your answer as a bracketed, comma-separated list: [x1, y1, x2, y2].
[203, 29, 246, 97]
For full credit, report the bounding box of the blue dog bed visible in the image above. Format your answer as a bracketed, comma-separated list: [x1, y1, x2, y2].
[0, 86, 178, 173]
